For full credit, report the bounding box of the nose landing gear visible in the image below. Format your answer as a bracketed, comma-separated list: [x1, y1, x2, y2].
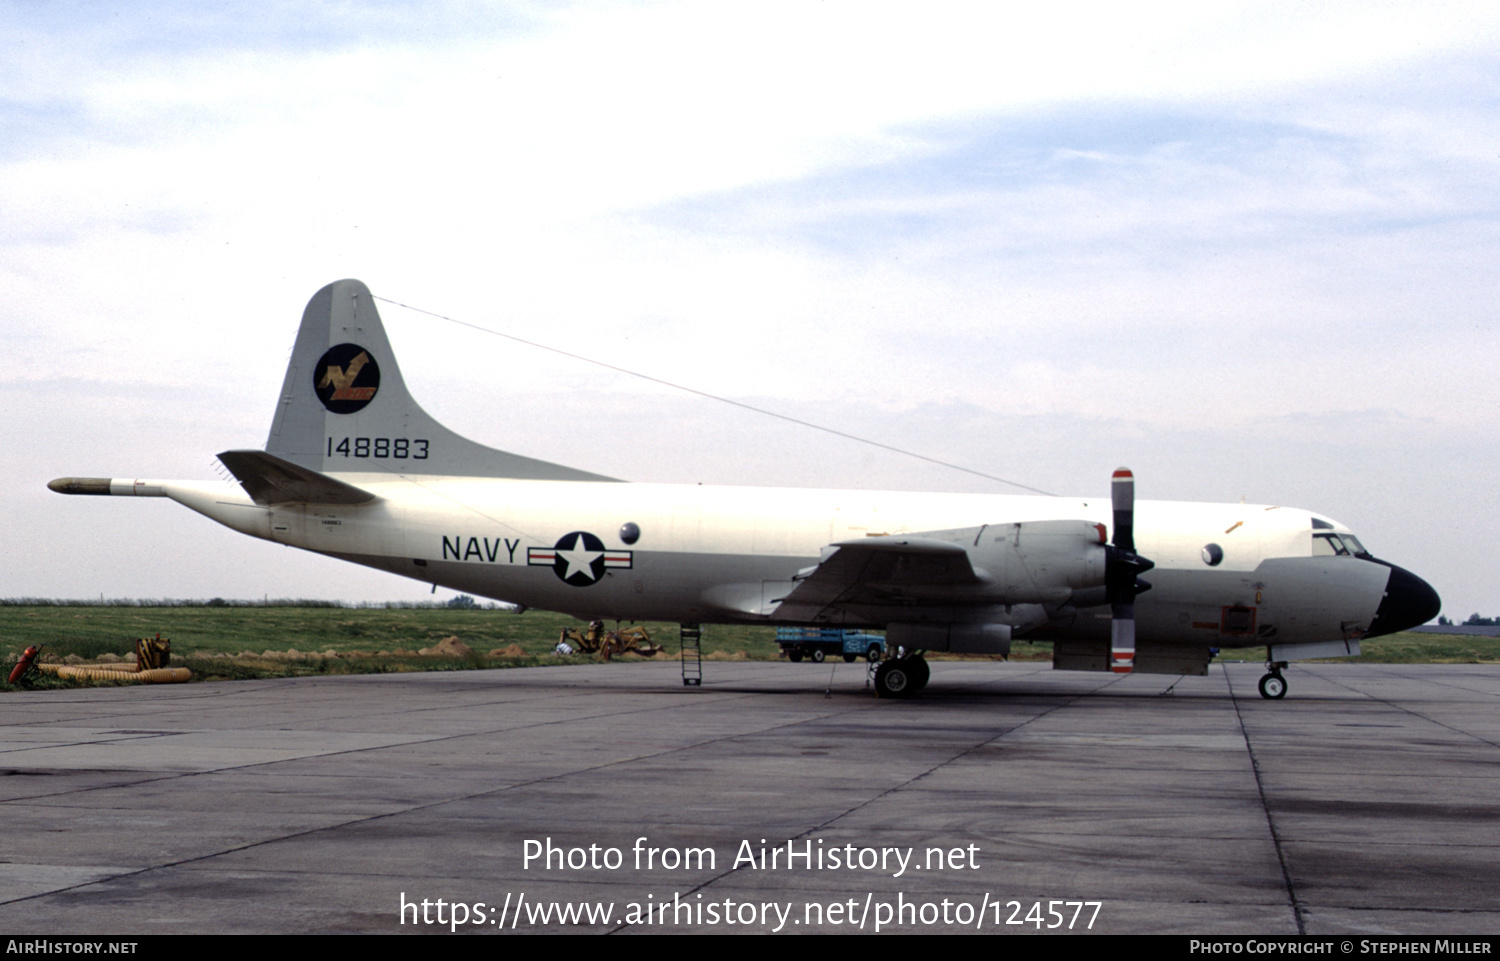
[1258, 661, 1289, 700]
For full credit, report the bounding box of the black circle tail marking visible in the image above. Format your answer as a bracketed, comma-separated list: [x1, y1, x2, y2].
[315, 343, 380, 414]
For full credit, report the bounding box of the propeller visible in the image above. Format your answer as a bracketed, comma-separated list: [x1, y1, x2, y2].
[1106, 468, 1155, 673]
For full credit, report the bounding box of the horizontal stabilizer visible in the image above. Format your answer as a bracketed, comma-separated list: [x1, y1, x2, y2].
[217, 450, 376, 505]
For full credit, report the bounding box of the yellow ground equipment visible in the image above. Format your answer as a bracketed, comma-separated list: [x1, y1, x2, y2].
[136, 633, 171, 669]
[37, 663, 191, 683]
[25, 633, 192, 685]
[559, 622, 664, 659]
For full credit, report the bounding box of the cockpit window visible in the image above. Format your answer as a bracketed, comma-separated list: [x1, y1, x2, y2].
[1313, 532, 1372, 558]
[1313, 533, 1348, 555]
[1311, 517, 1335, 530]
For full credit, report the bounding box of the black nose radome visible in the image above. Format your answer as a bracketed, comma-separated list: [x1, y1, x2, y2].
[1366, 562, 1442, 637]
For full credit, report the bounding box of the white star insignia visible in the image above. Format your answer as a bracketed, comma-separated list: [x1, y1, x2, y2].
[556, 533, 603, 581]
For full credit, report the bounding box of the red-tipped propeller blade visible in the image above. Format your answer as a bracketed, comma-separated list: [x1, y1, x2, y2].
[1111, 468, 1135, 553]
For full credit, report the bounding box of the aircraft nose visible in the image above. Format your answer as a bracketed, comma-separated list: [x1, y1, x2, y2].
[1366, 562, 1442, 637]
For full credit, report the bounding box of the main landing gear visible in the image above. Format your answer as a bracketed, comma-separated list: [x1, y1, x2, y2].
[874, 654, 929, 699]
[1258, 661, 1289, 700]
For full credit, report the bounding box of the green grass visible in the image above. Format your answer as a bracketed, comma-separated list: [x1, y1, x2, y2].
[0, 605, 784, 658]
[1215, 632, 1500, 665]
[0, 605, 783, 690]
[1004, 634, 1500, 665]
[1, 603, 1491, 691]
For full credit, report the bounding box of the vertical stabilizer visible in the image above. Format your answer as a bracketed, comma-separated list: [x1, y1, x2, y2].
[265, 280, 615, 481]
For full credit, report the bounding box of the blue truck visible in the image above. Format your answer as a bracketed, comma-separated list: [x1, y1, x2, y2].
[776, 627, 886, 664]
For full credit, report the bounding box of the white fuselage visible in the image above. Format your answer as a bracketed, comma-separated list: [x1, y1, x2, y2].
[152, 474, 1390, 650]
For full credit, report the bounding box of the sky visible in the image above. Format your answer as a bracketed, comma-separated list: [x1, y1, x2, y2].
[3, 1, 1497, 618]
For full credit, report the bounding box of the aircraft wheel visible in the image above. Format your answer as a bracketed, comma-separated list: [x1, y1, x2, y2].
[811, 648, 826, 663]
[874, 660, 915, 699]
[787, 650, 803, 663]
[1258, 672, 1287, 700]
[911, 656, 930, 690]
[866, 645, 882, 662]
[843, 653, 857, 663]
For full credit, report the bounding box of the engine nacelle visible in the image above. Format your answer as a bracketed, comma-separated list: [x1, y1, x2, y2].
[973, 519, 1107, 602]
[903, 519, 1105, 604]
[888, 622, 1013, 655]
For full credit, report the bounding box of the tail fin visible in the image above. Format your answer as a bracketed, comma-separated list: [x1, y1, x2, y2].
[265, 279, 615, 481]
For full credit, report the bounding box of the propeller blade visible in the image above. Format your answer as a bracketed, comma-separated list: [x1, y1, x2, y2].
[1108, 467, 1144, 673]
[1111, 601, 1136, 674]
[1111, 467, 1134, 552]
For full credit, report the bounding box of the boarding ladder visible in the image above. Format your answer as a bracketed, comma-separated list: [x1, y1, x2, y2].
[679, 623, 702, 687]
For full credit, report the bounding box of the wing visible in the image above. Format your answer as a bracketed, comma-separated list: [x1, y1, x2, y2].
[771, 520, 1106, 624]
[771, 536, 980, 622]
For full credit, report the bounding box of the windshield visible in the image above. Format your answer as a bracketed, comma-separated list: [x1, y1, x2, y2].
[1313, 532, 1370, 558]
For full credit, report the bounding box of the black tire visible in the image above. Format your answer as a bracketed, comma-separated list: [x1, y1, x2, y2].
[811, 648, 826, 663]
[843, 653, 857, 663]
[911, 656, 930, 690]
[866, 645, 881, 662]
[874, 661, 915, 698]
[787, 650, 803, 663]
[1258, 672, 1287, 700]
